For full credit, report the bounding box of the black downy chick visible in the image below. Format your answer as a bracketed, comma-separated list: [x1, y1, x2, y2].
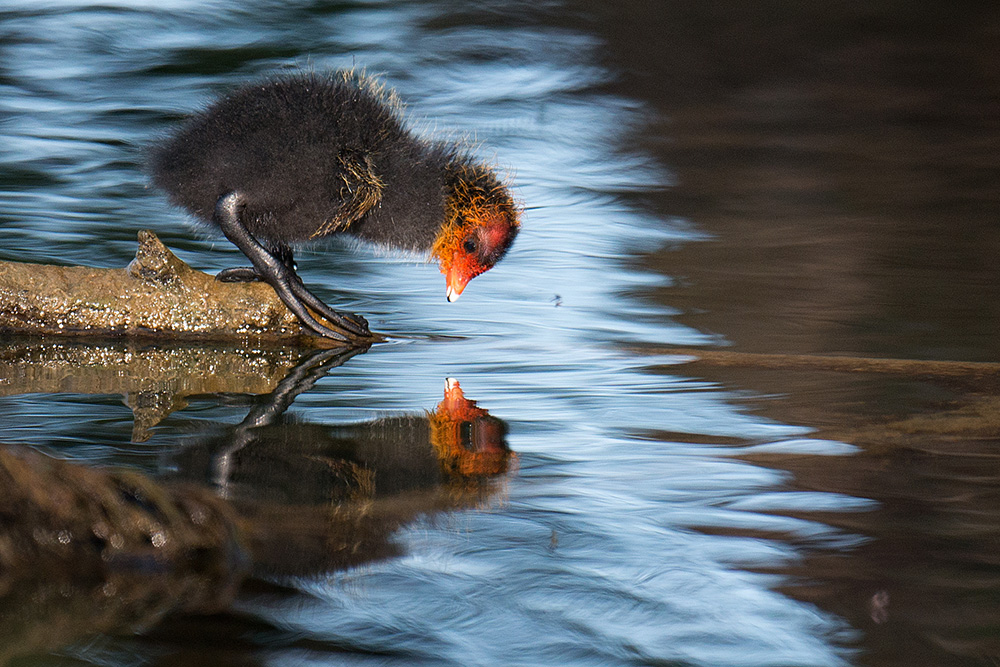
[150, 70, 520, 341]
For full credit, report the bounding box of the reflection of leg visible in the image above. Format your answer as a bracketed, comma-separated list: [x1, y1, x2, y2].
[212, 346, 367, 495]
[212, 192, 371, 340]
[245, 346, 368, 428]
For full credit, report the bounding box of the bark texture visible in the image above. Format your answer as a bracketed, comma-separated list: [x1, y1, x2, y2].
[0, 230, 381, 344]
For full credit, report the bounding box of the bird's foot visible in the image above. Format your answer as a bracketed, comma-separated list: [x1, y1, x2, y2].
[216, 266, 262, 283]
[213, 191, 375, 343]
[288, 279, 372, 339]
[220, 264, 372, 341]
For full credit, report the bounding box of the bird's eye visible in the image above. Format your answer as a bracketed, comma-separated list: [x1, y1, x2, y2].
[463, 238, 478, 254]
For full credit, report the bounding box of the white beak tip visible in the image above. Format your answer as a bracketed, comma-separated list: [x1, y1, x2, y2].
[446, 287, 461, 302]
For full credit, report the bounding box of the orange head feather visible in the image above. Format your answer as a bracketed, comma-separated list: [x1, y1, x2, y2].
[432, 160, 520, 302]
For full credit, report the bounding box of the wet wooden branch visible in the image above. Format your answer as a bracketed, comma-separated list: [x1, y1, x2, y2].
[640, 346, 1000, 386]
[0, 230, 382, 344]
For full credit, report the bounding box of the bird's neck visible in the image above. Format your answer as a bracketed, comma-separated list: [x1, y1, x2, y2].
[351, 148, 454, 253]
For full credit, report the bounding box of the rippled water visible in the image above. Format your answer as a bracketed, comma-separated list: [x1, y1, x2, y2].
[1, 2, 999, 666]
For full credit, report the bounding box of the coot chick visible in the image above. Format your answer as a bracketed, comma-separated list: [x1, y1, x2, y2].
[150, 70, 520, 341]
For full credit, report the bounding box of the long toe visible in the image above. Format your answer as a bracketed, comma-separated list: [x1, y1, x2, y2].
[216, 266, 263, 283]
[323, 309, 370, 337]
[346, 312, 371, 336]
[284, 278, 372, 337]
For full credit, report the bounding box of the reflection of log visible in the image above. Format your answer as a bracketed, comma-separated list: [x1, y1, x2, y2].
[0, 379, 514, 663]
[0, 340, 333, 442]
[0, 445, 248, 664]
[0, 230, 382, 344]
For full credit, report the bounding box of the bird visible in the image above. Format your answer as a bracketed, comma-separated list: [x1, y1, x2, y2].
[149, 70, 520, 341]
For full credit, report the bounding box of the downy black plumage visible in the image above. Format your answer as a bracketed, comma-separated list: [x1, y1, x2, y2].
[151, 70, 520, 341]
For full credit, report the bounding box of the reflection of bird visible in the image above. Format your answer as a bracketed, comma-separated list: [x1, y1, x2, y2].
[168, 370, 513, 576]
[151, 70, 521, 341]
[430, 378, 511, 476]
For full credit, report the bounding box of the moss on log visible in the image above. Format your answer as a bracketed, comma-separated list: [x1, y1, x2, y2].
[0, 230, 382, 344]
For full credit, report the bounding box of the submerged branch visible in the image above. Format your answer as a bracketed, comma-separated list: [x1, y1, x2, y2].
[0, 230, 382, 344]
[643, 346, 1000, 385]
[0, 444, 248, 663]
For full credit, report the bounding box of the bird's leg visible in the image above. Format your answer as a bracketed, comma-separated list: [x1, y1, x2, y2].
[217, 239, 371, 336]
[213, 192, 372, 341]
[270, 242, 372, 336]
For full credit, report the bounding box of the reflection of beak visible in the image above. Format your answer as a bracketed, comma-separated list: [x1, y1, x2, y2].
[440, 377, 476, 418]
[444, 377, 464, 403]
[445, 267, 470, 303]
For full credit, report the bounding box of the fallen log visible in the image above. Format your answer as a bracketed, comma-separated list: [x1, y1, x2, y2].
[0, 230, 382, 345]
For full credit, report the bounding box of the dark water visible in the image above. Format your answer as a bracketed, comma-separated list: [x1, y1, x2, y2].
[1, 1, 999, 665]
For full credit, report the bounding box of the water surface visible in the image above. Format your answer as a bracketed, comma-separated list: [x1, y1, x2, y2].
[1, 2, 999, 665]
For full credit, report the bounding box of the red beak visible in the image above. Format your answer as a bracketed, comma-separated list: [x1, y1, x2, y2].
[445, 266, 470, 302]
